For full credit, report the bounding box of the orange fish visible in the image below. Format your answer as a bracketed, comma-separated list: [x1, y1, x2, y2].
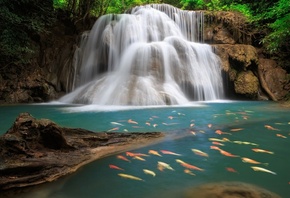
[160, 150, 181, 156]
[241, 157, 268, 166]
[215, 130, 231, 135]
[109, 164, 124, 171]
[230, 128, 244, 132]
[219, 149, 239, 157]
[276, 134, 287, 138]
[226, 167, 238, 173]
[210, 145, 221, 150]
[264, 125, 280, 131]
[128, 119, 138, 124]
[252, 148, 274, 154]
[176, 160, 204, 171]
[117, 155, 131, 162]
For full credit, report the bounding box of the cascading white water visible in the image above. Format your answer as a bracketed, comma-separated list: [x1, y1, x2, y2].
[60, 4, 225, 105]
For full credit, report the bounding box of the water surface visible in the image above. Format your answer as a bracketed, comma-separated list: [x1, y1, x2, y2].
[0, 101, 289, 197]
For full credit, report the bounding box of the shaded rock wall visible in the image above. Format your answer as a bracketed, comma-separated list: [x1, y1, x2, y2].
[204, 11, 289, 100]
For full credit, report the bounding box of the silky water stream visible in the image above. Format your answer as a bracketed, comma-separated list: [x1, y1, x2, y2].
[0, 101, 289, 197]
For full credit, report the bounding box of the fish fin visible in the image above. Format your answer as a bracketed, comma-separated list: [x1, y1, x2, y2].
[263, 163, 269, 166]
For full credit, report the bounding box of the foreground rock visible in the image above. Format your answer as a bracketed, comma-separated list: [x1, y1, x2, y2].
[0, 113, 164, 192]
[184, 181, 281, 198]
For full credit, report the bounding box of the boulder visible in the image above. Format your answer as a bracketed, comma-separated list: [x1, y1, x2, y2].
[184, 181, 281, 198]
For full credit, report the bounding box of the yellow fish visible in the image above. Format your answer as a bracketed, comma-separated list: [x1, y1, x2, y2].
[184, 169, 196, 176]
[192, 149, 209, 157]
[143, 169, 156, 177]
[133, 156, 146, 161]
[118, 173, 144, 181]
[208, 138, 225, 142]
[157, 161, 174, 171]
[149, 150, 162, 157]
[251, 166, 277, 175]
[241, 157, 268, 166]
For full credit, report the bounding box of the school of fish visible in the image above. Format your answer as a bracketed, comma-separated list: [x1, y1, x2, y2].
[105, 109, 288, 183]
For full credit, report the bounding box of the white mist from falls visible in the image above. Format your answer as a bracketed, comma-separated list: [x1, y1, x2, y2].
[60, 4, 225, 105]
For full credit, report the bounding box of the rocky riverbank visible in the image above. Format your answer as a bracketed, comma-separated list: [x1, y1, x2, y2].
[0, 113, 164, 192]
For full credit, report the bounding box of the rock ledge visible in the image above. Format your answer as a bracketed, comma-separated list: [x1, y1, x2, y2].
[0, 113, 164, 191]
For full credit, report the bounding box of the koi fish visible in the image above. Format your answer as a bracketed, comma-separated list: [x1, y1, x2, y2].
[143, 169, 156, 177]
[145, 122, 151, 126]
[215, 130, 231, 135]
[149, 150, 162, 157]
[153, 124, 158, 128]
[117, 155, 131, 162]
[168, 116, 175, 119]
[190, 123, 195, 127]
[128, 119, 138, 124]
[233, 141, 259, 146]
[208, 124, 212, 128]
[251, 166, 277, 175]
[251, 148, 274, 154]
[219, 149, 239, 157]
[110, 122, 124, 126]
[241, 157, 268, 166]
[184, 169, 196, 176]
[264, 125, 280, 131]
[126, 152, 149, 157]
[212, 141, 224, 146]
[210, 145, 221, 150]
[176, 159, 204, 171]
[226, 167, 238, 173]
[109, 164, 124, 171]
[133, 156, 146, 161]
[160, 150, 181, 156]
[222, 138, 231, 142]
[118, 173, 144, 181]
[191, 149, 209, 157]
[276, 134, 287, 138]
[157, 161, 174, 171]
[230, 128, 244, 132]
[176, 159, 186, 164]
[162, 122, 179, 126]
[208, 138, 225, 142]
[107, 127, 119, 132]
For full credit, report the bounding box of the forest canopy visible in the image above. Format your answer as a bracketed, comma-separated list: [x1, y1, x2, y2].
[0, 0, 289, 68]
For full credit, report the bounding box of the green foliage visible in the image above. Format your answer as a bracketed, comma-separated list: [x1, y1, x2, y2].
[0, 0, 54, 65]
[180, 0, 205, 10]
[260, 0, 290, 53]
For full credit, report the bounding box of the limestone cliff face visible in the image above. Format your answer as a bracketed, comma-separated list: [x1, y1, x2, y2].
[204, 11, 289, 100]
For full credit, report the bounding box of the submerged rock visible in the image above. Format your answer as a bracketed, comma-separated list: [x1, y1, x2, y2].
[184, 181, 281, 198]
[0, 113, 164, 192]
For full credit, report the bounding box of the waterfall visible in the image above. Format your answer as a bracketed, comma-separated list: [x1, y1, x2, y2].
[59, 4, 225, 105]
